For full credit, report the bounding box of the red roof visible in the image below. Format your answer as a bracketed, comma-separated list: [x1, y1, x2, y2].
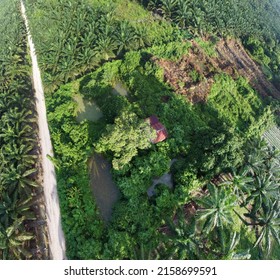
[148, 115, 168, 143]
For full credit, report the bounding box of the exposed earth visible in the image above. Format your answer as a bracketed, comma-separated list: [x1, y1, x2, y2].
[155, 38, 280, 103]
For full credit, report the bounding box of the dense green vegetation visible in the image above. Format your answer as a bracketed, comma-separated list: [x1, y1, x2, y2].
[46, 46, 277, 259]
[46, 83, 105, 259]
[25, 0, 179, 93]
[16, 0, 280, 260]
[0, 0, 43, 259]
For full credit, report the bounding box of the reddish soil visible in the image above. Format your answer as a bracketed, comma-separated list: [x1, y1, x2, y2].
[155, 43, 217, 103]
[215, 39, 280, 99]
[155, 38, 280, 103]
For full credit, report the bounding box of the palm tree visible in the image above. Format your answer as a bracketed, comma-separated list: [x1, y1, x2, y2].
[1, 108, 36, 126]
[253, 201, 280, 258]
[0, 121, 34, 143]
[263, 146, 280, 176]
[114, 21, 138, 55]
[0, 191, 36, 228]
[235, 200, 280, 259]
[1, 142, 37, 167]
[131, 242, 160, 260]
[0, 164, 39, 196]
[77, 48, 99, 73]
[221, 169, 254, 205]
[245, 172, 279, 214]
[0, 1, 41, 260]
[196, 183, 237, 233]
[244, 139, 268, 175]
[147, 0, 161, 12]
[159, 0, 177, 19]
[0, 217, 33, 260]
[165, 211, 201, 260]
[189, 1, 206, 36]
[134, 25, 150, 48]
[174, 0, 192, 29]
[219, 231, 251, 260]
[94, 36, 117, 61]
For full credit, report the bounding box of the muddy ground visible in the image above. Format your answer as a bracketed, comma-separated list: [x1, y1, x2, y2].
[155, 38, 280, 103]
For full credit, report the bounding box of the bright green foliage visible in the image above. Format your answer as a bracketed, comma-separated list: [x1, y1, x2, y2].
[196, 184, 237, 233]
[148, 41, 192, 61]
[195, 38, 217, 57]
[208, 74, 274, 136]
[95, 110, 155, 170]
[46, 85, 105, 259]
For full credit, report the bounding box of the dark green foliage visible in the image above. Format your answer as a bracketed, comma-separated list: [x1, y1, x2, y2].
[163, 138, 280, 260]
[0, 0, 39, 259]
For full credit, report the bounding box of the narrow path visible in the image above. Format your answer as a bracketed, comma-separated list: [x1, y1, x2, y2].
[20, 0, 66, 260]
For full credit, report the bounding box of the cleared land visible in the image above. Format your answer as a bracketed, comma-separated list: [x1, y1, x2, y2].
[156, 39, 280, 103]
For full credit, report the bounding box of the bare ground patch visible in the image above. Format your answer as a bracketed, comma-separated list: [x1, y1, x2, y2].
[154, 43, 217, 103]
[154, 38, 280, 102]
[215, 39, 280, 99]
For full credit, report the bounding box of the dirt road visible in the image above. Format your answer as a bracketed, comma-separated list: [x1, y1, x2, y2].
[20, 1, 66, 260]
